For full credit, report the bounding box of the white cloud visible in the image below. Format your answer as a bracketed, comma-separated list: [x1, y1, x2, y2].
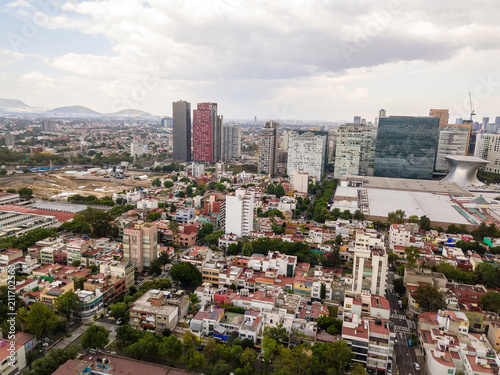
[1, 0, 500, 119]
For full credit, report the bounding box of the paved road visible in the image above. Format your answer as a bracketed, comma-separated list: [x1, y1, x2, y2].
[387, 270, 420, 374]
[52, 324, 87, 350]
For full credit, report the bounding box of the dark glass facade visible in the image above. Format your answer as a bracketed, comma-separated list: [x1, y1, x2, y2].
[374, 116, 439, 179]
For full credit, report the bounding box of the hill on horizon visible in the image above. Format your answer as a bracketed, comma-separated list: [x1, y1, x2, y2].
[46, 105, 101, 115]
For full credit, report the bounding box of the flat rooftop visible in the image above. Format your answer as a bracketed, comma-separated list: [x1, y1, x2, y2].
[366, 189, 471, 225]
[345, 176, 471, 195]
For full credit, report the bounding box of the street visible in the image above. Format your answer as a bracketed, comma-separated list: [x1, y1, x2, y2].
[386, 270, 421, 375]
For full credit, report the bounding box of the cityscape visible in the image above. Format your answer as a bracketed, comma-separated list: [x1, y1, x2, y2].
[1, 2, 500, 375]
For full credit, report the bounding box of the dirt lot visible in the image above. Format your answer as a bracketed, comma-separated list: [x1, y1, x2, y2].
[0, 172, 149, 199]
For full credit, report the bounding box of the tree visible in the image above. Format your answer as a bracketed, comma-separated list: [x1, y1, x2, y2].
[481, 291, 500, 313]
[226, 243, 240, 256]
[199, 223, 214, 238]
[81, 324, 109, 349]
[149, 259, 162, 275]
[164, 180, 174, 188]
[207, 360, 232, 375]
[393, 278, 406, 295]
[116, 325, 142, 347]
[339, 210, 352, 221]
[324, 340, 352, 374]
[26, 302, 58, 339]
[152, 178, 161, 187]
[186, 350, 205, 371]
[413, 284, 445, 312]
[420, 215, 431, 230]
[158, 251, 170, 266]
[189, 292, 201, 312]
[53, 291, 80, 321]
[18, 187, 33, 199]
[262, 337, 282, 373]
[170, 262, 202, 286]
[350, 362, 368, 375]
[109, 302, 128, 321]
[159, 335, 183, 365]
[320, 283, 326, 300]
[183, 331, 200, 351]
[475, 262, 500, 288]
[72, 260, 81, 267]
[388, 252, 399, 266]
[203, 338, 220, 365]
[241, 347, 258, 368]
[242, 242, 253, 256]
[275, 184, 285, 198]
[388, 210, 405, 224]
[317, 316, 342, 334]
[353, 210, 365, 221]
[266, 184, 275, 195]
[275, 345, 312, 375]
[126, 332, 159, 360]
[27, 345, 79, 375]
[168, 220, 180, 238]
[404, 246, 421, 268]
[147, 212, 162, 221]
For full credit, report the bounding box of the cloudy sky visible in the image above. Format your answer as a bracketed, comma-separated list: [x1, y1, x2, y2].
[0, 0, 499, 121]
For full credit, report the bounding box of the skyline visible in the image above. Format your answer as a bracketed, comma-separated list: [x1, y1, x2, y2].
[0, 1, 499, 121]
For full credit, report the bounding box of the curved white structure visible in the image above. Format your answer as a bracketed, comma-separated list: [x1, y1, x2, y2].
[441, 155, 489, 188]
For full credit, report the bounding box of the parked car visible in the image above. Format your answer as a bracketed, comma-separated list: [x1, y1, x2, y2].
[414, 362, 420, 371]
[408, 339, 413, 346]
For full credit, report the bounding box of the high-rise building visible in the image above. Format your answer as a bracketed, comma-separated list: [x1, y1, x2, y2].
[172, 101, 191, 162]
[193, 102, 221, 162]
[42, 120, 55, 132]
[435, 127, 469, 172]
[374, 116, 440, 179]
[222, 123, 241, 160]
[225, 189, 254, 237]
[352, 248, 388, 296]
[4, 132, 14, 147]
[495, 117, 500, 126]
[482, 117, 490, 130]
[282, 130, 290, 152]
[456, 118, 463, 124]
[123, 222, 158, 272]
[161, 117, 173, 128]
[327, 132, 337, 164]
[287, 131, 328, 180]
[474, 133, 500, 173]
[290, 170, 309, 194]
[192, 163, 205, 178]
[258, 121, 279, 175]
[353, 116, 361, 124]
[334, 124, 376, 179]
[379, 109, 387, 117]
[429, 109, 449, 129]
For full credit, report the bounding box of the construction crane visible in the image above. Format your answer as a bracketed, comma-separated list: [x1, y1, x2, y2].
[469, 92, 476, 121]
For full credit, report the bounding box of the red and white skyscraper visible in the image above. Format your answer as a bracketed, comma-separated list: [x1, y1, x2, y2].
[193, 102, 222, 162]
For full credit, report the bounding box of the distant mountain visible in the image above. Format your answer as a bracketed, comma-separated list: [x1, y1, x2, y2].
[46, 105, 101, 115]
[0, 98, 31, 111]
[109, 109, 152, 117]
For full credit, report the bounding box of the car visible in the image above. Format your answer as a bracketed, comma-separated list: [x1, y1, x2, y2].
[413, 362, 420, 371]
[116, 319, 122, 325]
[394, 339, 398, 345]
[396, 293, 400, 298]
[408, 339, 413, 346]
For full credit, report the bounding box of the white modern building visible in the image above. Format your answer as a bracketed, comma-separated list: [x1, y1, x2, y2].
[352, 248, 388, 296]
[474, 133, 500, 173]
[334, 123, 376, 179]
[435, 127, 469, 172]
[290, 170, 309, 194]
[192, 163, 205, 178]
[225, 189, 255, 237]
[287, 131, 328, 180]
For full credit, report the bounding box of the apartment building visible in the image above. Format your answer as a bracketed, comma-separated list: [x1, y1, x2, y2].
[123, 221, 158, 272]
[129, 290, 180, 334]
[225, 189, 254, 237]
[352, 248, 388, 296]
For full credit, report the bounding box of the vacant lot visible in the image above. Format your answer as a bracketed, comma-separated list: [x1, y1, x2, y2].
[0, 172, 149, 199]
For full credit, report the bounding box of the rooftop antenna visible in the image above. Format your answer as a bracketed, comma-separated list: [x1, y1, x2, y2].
[469, 92, 476, 121]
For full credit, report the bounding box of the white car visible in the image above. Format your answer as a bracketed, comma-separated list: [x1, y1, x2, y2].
[414, 362, 421, 371]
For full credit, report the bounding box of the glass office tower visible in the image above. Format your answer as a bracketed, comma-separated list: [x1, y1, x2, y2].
[374, 116, 440, 179]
